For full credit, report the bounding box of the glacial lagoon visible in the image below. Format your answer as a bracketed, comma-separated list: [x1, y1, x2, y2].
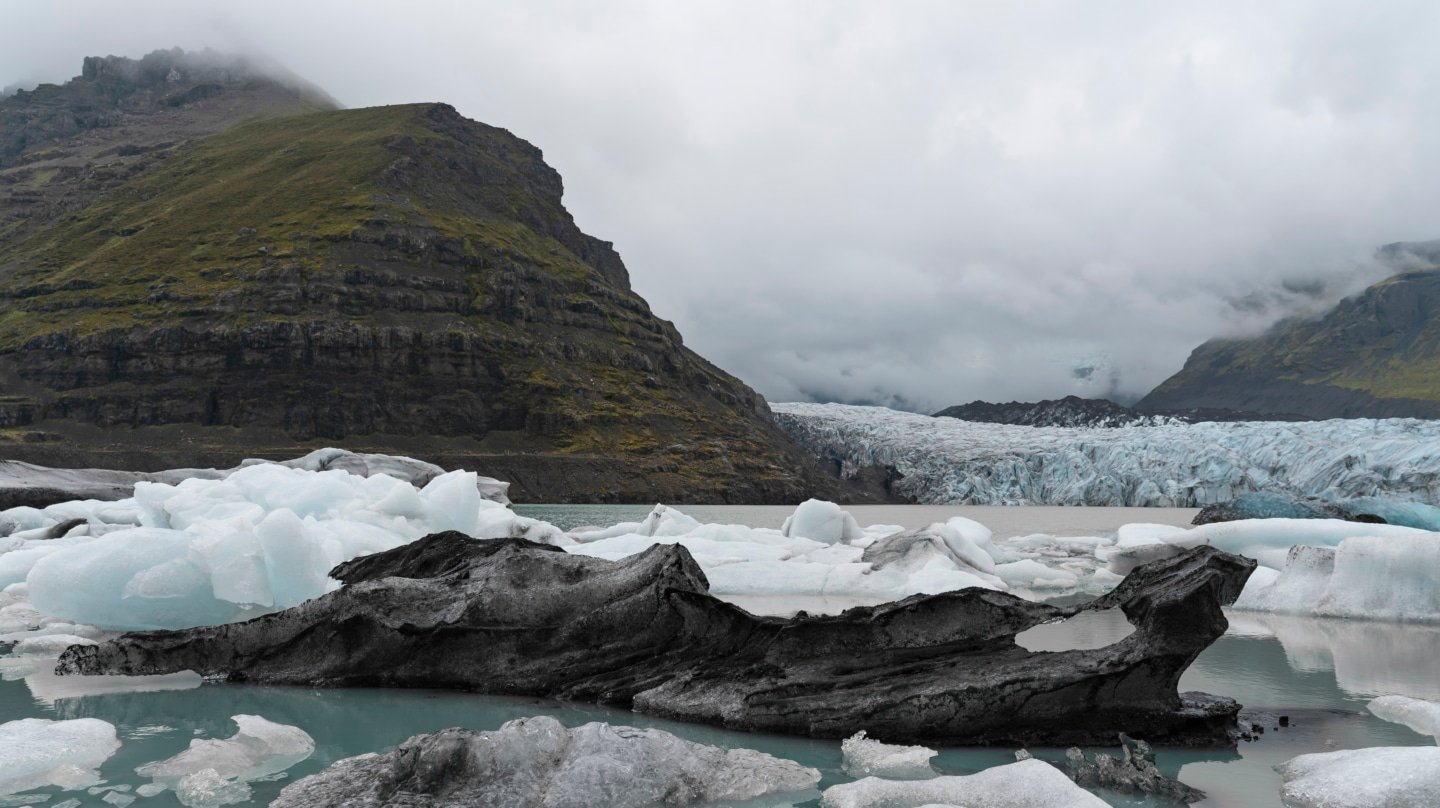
[2, 506, 1435, 808]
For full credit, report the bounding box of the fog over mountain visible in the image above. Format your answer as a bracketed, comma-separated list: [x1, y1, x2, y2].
[5, 1, 1440, 411]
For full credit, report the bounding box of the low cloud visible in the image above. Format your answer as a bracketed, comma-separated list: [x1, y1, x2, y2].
[3, 2, 1439, 411]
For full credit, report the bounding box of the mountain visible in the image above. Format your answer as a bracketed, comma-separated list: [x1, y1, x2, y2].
[934, 396, 1312, 427]
[0, 50, 842, 503]
[1138, 250, 1440, 419]
[935, 396, 1166, 427]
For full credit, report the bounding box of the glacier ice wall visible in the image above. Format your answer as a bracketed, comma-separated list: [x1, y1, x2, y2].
[773, 403, 1440, 506]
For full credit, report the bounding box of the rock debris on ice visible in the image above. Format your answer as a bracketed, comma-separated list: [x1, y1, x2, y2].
[270, 715, 821, 808]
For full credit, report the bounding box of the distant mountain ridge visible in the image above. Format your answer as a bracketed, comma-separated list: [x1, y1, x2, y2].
[1138, 244, 1440, 419]
[934, 395, 1311, 427]
[0, 49, 844, 503]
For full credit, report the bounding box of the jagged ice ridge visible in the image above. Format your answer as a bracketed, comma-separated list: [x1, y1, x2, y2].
[774, 403, 1440, 506]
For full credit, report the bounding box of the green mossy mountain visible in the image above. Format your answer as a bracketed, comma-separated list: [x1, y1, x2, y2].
[0, 51, 843, 503]
[1138, 250, 1440, 419]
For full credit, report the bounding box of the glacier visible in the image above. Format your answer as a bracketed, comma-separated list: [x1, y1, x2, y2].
[773, 402, 1440, 506]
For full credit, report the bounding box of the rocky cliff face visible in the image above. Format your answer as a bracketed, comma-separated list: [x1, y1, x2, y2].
[0, 51, 842, 503]
[1138, 254, 1440, 419]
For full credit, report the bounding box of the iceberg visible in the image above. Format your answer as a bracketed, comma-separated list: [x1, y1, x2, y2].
[820, 758, 1108, 808]
[1278, 746, 1440, 807]
[2, 463, 563, 631]
[773, 402, 1440, 506]
[1232, 535, 1440, 623]
[0, 717, 121, 795]
[270, 716, 821, 808]
[1368, 696, 1440, 742]
[841, 731, 937, 779]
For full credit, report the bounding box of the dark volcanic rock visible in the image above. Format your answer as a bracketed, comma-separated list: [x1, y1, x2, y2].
[1064, 734, 1204, 803]
[58, 535, 1256, 747]
[935, 395, 1312, 427]
[936, 396, 1162, 427]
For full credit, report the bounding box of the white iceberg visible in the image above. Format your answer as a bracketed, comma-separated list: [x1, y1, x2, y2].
[1368, 696, 1440, 742]
[782, 499, 865, 544]
[1233, 534, 1440, 623]
[820, 758, 1108, 807]
[1278, 746, 1440, 807]
[841, 731, 937, 779]
[0, 717, 121, 795]
[1, 463, 567, 631]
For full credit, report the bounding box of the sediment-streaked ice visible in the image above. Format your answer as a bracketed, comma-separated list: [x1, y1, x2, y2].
[0, 717, 121, 795]
[820, 758, 1108, 807]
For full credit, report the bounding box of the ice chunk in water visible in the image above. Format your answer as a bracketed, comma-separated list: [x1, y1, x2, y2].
[10, 634, 96, 656]
[136, 714, 313, 789]
[1278, 746, 1440, 807]
[820, 758, 1108, 807]
[173, 769, 251, 808]
[1234, 535, 1440, 622]
[782, 500, 864, 544]
[841, 731, 937, 779]
[272, 716, 819, 808]
[1368, 695, 1440, 742]
[0, 718, 121, 795]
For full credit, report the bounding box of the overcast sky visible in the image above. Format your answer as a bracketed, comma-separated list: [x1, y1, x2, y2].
[5, 2, 1439, 410]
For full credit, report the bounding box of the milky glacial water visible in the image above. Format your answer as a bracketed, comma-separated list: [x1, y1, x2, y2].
[1, 506, 1434, 807]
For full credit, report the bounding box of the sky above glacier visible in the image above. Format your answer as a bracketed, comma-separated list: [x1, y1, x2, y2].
[5, 1, 1440, 411]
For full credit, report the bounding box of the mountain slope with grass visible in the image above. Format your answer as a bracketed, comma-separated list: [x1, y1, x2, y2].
[0, 51, 842, 503]
[1138, 250, 1440, 419]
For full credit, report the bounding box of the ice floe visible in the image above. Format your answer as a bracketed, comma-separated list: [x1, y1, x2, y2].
[1368, 695, 1440, 742]
[0, 717, 121, 795]
[1278, 746, 1440, 807]
[820, 758, 1108, 807]
[135, 714, 314, 807]
[840, 731, 937, 779]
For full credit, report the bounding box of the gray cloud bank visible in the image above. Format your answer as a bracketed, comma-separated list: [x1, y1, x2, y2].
[5, 1, 1439, 411]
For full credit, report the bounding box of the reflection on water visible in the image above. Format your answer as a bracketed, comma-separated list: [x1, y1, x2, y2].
[1, 613, 1435, 806]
